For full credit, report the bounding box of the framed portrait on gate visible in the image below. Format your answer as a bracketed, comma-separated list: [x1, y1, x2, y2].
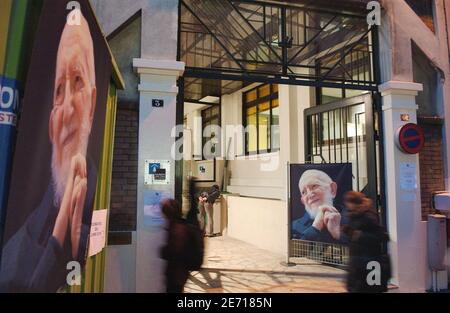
[289, 163, 352, 245]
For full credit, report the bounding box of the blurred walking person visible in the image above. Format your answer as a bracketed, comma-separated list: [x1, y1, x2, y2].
[160, 195, 204, 293]
[160, 199, 190, 293]
[343, 191, 391, 293]
[186, 176, 200, 228]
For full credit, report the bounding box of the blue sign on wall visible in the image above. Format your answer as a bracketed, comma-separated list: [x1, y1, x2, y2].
[149, 163, 161, 174]
[0, 76, 20, 241]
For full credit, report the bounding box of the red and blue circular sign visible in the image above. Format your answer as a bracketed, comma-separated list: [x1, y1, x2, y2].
[397, 123, 425, 154]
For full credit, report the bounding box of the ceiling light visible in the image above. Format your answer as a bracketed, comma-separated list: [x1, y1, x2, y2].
[199, 96, 220, 104]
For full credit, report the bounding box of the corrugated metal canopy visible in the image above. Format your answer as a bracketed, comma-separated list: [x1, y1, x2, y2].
[181, 0, 377, 101]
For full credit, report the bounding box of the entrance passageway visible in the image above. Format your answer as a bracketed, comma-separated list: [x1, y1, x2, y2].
[185, 236, 347, 293]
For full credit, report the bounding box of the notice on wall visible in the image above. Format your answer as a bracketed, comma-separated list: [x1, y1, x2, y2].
[144, 190, 171, 227]
[88, 209, 108, 257]
[194, 159, 215, 182]
[144, 160, 171, 185]
[400, 162, 417, 191]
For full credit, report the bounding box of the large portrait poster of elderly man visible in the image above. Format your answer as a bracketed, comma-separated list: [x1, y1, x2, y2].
[290, 163, 352, 245]
[0, 0, 112, 292]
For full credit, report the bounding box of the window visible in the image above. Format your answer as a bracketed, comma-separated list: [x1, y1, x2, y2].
[201, 105, 221, 159]
[318, 87, 366, 105]
[243, 84, 280, 155]
[405, 0, 435, 32]
[316, 47, 371, 105]
[412, 44, 438, 117]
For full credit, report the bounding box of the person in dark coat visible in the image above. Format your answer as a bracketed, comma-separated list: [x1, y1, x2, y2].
[160, 199, 190, 293]
[185, 176, 200, 228]
[342, 191, 391, 293]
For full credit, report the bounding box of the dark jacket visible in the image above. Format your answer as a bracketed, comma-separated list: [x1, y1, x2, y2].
[198, 186, 220, 205]
[161, 219, 191, 293]
[343, 210, 391, 293]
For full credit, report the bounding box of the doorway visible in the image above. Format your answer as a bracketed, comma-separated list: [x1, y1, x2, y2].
[177, 0, 383, 268]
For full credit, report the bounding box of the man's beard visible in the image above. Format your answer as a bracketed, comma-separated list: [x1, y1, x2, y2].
[51, 130, 89, 207]
[305, 193, 334, 219]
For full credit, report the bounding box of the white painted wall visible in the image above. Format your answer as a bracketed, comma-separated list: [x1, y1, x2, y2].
[184, 107, 202, 160]
[91, 0, 179, 61]
[104, 233, 137, 293]
[226, 195, 288, 256]
[134, 59, 185, 293]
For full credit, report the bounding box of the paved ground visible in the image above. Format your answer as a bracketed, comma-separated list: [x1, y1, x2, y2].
[185, 236, 347, 293]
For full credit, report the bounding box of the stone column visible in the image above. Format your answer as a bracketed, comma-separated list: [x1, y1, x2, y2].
[279, 85, 295, 172]
[133, 59, 185, 292]
[294, 85, 314, 164]
[379, 81, 427, 292]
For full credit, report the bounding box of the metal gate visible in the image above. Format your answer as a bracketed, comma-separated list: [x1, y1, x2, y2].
[289, 93, 379, 266]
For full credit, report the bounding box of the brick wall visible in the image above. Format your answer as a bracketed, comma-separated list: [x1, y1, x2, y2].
[418, 118, 445, 220]
[109, 107, 138, 231]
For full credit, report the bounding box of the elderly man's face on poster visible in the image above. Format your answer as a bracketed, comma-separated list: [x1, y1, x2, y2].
[299, 170, 337, 218]
[290, 165, 352, 244]
[48, 11, 97, 259]
[0, 0, 113, 293]
[49, 11, 96, 206]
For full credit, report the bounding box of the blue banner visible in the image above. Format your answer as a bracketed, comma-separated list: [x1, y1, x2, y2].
[0, 75, 20, 240]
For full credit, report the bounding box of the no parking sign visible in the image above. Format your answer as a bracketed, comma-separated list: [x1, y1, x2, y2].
[397, 123, 425, 154]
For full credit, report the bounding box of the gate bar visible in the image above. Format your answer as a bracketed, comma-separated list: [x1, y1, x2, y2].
[184, 69, 378, 91]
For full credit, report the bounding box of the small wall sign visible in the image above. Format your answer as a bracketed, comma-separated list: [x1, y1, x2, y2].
[152, 99, 164, 108]
[145, 160, 171, 185]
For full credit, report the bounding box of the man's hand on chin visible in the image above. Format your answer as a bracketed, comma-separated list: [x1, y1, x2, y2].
[323, 208, 341, 240]
[69, 156, 87, 259]
[52, 154, 88, 259]
[312, 207, 325, 231]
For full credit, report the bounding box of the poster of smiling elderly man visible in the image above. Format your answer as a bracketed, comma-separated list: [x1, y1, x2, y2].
[0, 0, 112, 292]
[290, 163, 352, 245]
